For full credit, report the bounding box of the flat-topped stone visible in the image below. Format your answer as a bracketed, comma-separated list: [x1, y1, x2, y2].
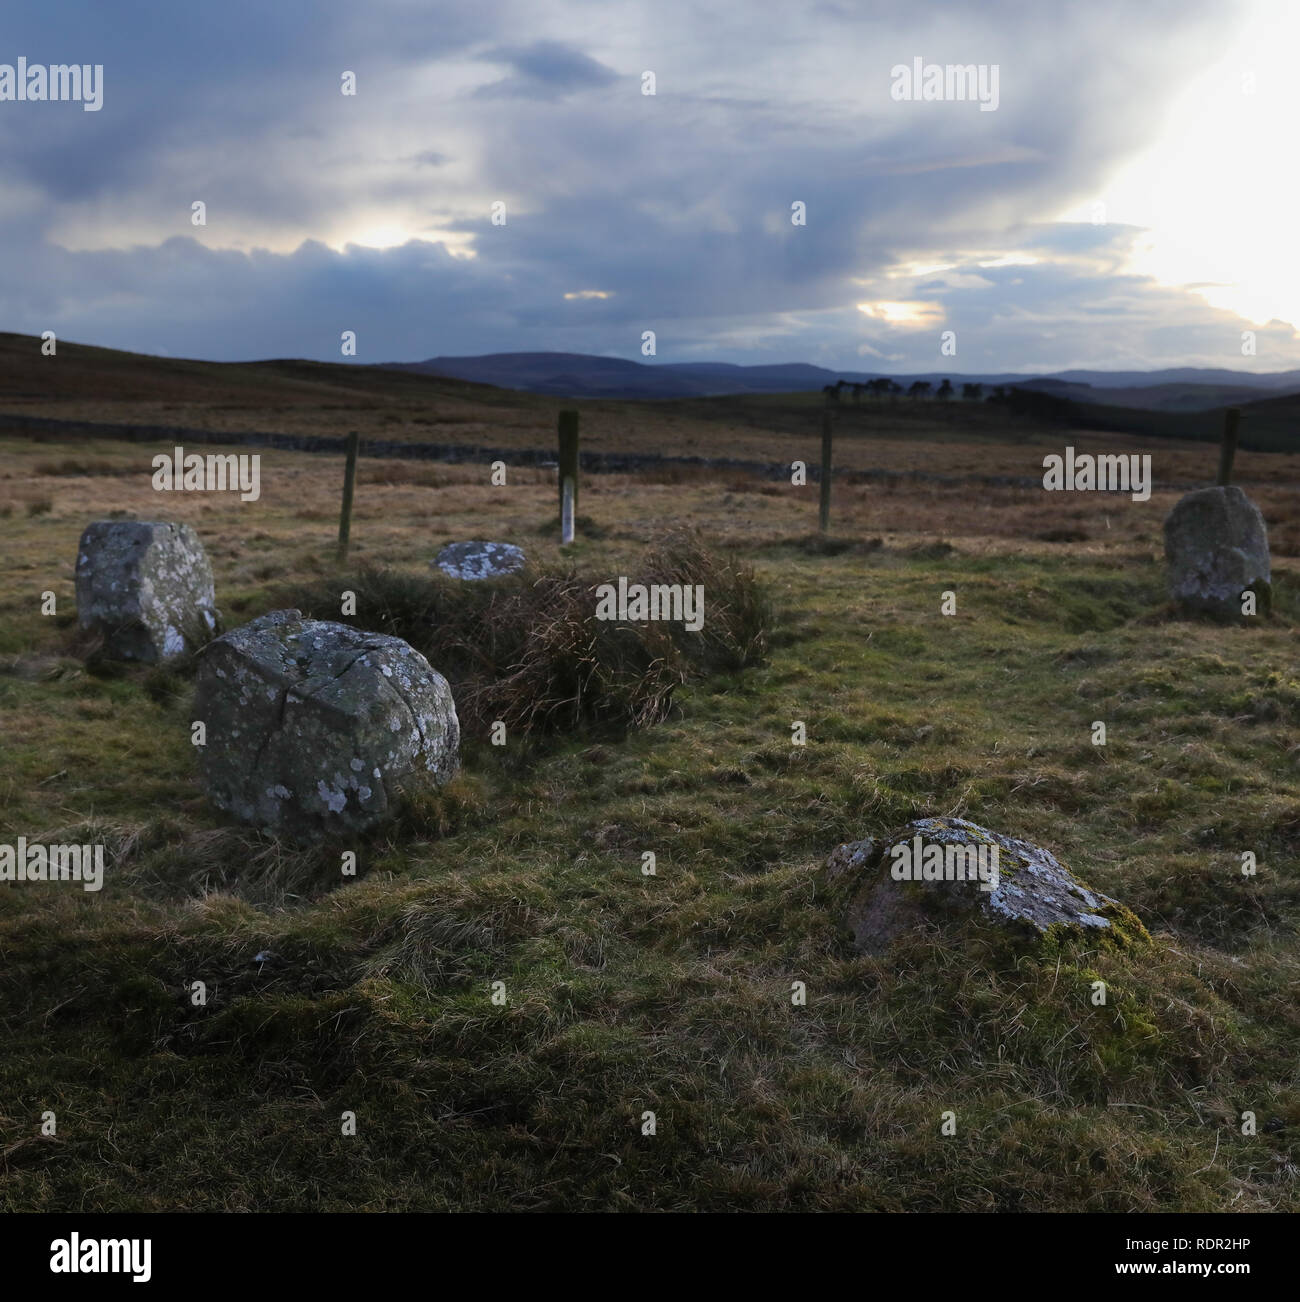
[435, 540, 526, 581]
[75, 520, 218, 662]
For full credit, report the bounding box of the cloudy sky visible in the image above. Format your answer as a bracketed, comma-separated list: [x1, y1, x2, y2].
[3, 0, 1298, 373]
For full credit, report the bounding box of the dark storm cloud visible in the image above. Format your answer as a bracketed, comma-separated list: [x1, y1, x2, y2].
[474, 40, 619, 98]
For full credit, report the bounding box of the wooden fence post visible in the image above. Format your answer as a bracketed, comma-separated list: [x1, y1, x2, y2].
[558, 410, 579, 544]
[337, 430, 359, 563]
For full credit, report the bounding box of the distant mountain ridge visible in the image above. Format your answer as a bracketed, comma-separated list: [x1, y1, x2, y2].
[383, 352, 1300, 410]
[4, 330, 1299, 453]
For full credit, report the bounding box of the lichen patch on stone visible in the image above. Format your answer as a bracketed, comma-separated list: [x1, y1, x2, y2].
[194, 609, 460, 838]
[826, 817, 1144, 954]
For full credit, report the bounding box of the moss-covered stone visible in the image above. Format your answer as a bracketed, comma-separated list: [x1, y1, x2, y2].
[826, 816, 1149, 953]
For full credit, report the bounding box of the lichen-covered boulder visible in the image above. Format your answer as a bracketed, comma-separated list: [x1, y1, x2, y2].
[825, 817, 1143, 953]
[435, 540, 526, 581]
[194, 609, 459, 837]
[75, 520, 218, 662]
[1164, 485, 1271, 618]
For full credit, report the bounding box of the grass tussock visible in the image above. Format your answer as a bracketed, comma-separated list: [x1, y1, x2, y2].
[279, 530, 772, 738]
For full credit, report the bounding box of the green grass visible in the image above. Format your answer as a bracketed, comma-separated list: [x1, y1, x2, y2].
[1, 539, 1298, 1210]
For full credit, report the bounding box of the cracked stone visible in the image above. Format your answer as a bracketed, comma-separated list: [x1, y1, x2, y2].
[194, 609, 459, 837]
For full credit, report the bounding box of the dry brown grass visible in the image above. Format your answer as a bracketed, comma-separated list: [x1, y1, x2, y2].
[4, 430, 1299, 651]
[276, 530, 771, 738]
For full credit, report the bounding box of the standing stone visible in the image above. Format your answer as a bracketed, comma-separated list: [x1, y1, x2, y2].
[825, 817, 1144, 954]
[194, 609, 459, 837]
[1163, 485, 1271, 618]
[75, 520, 218, 662]
[435, 540, 526, 581]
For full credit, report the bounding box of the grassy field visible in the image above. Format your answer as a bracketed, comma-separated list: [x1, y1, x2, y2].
[1, 396, 1298, 1209]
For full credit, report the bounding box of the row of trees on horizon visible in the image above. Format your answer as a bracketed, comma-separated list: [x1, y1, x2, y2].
[820, 378, 1014, 403]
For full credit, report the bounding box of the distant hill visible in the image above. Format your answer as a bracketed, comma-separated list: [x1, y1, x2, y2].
[3, 331, 1299, 454]
[1049, 366, 1300, 390]
[992, 382, 1300, 454]
[386, 351, 1300, 410]
[381, 353, 844, 400]
[1011, 377, 1285, 412]
[0, 331, 504, 407]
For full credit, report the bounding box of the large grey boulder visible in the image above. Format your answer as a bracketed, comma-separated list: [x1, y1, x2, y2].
[435, 540, 526, 581]
[75, 520, 218, 662]
[1164, 485, 1271, 618]
[825, 817, 1142, 954]
[194, 609, 459, 837]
